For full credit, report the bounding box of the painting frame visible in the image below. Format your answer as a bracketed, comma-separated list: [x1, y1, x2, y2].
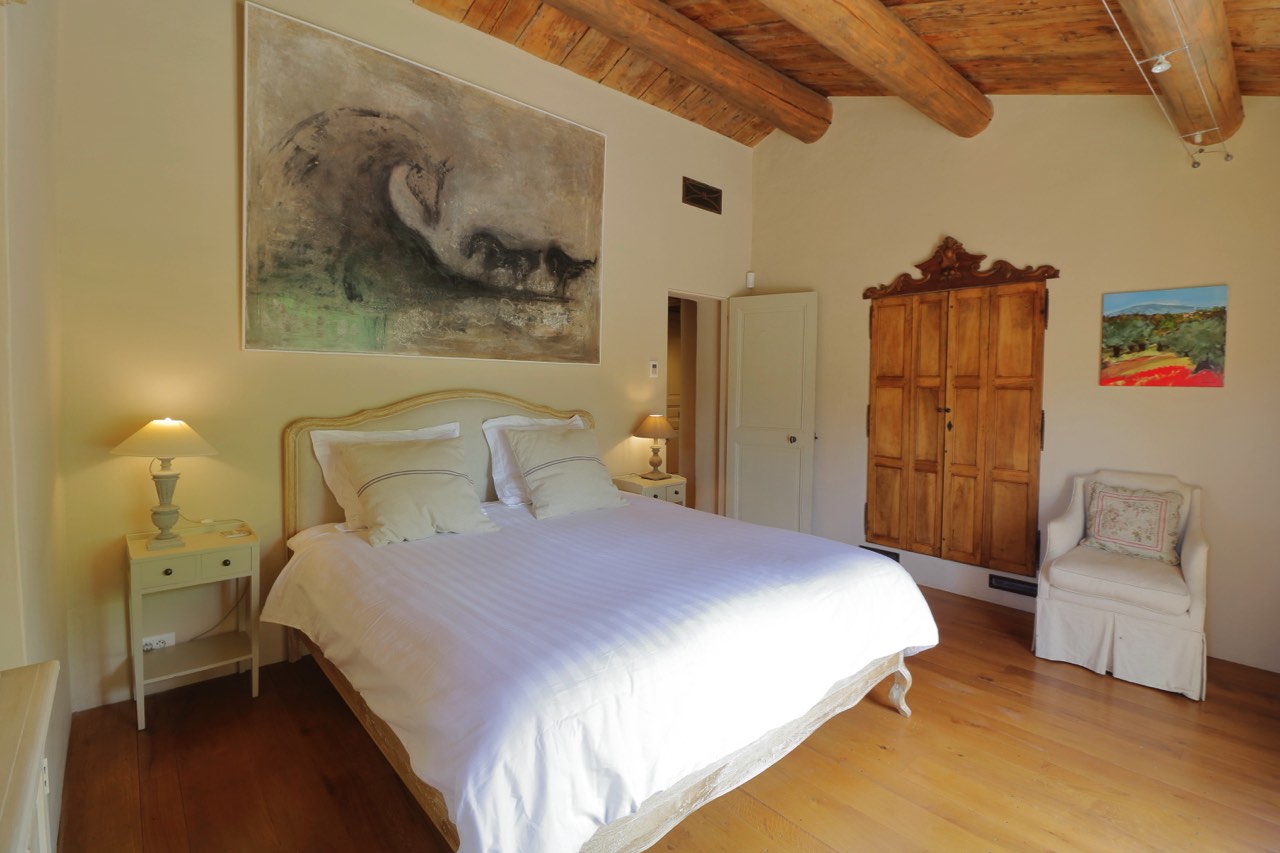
[242, 5, 605, 364]
[1099, 284, 1227, 387]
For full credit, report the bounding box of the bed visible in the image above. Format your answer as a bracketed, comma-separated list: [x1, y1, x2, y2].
[263, 389, 938, 853]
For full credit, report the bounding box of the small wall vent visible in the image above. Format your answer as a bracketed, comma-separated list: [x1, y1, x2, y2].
[681, 177, 722, 214]
[989, 574, 1038, 597]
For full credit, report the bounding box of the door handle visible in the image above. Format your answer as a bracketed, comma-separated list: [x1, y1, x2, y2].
[788, 435, 797, 444]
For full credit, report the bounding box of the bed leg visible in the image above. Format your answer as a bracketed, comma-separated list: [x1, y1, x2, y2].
[286, 628, 304, 663]
[889, 663, 913, 718]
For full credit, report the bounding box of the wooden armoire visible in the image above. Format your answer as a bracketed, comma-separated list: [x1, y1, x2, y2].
[863, 237, 1060, 576]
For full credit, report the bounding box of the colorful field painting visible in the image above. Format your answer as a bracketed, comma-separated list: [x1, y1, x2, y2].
[1100, 285, 1227, 387]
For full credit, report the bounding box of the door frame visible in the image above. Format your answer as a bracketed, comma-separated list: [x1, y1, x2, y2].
[668, 289, 728, 515]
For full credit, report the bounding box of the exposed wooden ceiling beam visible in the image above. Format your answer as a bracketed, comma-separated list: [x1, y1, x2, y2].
[536, 0, 833, 143]
[751, 0, 993, 138]
[1114, 0, 1243, 144]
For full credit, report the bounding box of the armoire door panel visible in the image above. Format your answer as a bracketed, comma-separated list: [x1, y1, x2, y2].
[871, 301, 910, 378]
[868, 463, 904, 545]
[904, 293, 947, 554]
[913, 387, 941, 462]
[947, 387, 983, 468]
[946, 289, 988, 379]
[871, 386, 907, 459]
[943, 473, 981, 564]
[984, 281, 1044, 575]
[991, 388, 1033, 472]
[988, 479, 1033, 571]
[914, 295, 947, 378]
[992, 286, 1040, 378]
[908, 469, 940, 554]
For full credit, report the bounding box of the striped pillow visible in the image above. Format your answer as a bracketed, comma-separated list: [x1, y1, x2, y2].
[1082, 481, 1183, 564]
[505, 427, 625, 520]
[337, 437, 497, 547]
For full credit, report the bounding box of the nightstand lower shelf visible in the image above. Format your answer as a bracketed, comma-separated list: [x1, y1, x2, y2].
[141, 631, 252, 685]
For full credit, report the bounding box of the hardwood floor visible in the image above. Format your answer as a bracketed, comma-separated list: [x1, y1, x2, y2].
[60, 588, 1280, 852]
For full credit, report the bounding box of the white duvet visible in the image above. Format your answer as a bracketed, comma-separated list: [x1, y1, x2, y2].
[262, 495, 938, 853]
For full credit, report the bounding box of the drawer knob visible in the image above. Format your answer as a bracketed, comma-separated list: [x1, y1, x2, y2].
[222, 558, 232, 567]
[163, 567, 173, 576]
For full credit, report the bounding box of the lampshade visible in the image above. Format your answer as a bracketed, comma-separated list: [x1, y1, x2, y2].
[633, 414, 676, 440]
[112, 418, 218, 459]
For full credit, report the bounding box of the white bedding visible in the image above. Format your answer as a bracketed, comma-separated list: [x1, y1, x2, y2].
[262, 495, 938, 853]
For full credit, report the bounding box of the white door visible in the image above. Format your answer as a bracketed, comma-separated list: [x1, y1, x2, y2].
[726, 291, 817, 532]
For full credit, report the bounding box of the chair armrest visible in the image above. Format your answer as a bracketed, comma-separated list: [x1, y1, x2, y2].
[1179, 490, 1209, 619]
[1044, 477, 1086, 564]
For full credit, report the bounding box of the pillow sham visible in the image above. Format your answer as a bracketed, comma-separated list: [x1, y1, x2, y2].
[504, 426, 625, 520]
[482, 414, 586, 506]
[311, 422, 460, 528]
[336, 436, 496, 547]
[1081, 480, 1183, 565]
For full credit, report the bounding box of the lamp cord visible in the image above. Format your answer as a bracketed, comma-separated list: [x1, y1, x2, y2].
[178, 511, 246, 529]
[190, 580, 250, 642]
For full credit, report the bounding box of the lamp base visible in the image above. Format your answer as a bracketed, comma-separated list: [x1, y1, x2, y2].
[146, 533, 186, 551]
[639, 469, 672, 480]
[146, 500, 183, 550]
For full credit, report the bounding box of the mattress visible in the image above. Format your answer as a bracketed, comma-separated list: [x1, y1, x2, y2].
[262, 494, 938, 853]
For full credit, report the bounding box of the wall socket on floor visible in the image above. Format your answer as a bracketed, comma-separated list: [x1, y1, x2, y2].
[142, 632, 176, 653]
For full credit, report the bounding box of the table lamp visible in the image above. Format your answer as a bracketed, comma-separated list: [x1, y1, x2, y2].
[112, 418, 217, 550]
[633, 414, 677, 480]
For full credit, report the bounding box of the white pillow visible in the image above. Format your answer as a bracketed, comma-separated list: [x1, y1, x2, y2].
[336, 437, 497, 547]
[311, 422, 460, 528]
[482, 414, 585, 506]
[504, 427, 625, 520]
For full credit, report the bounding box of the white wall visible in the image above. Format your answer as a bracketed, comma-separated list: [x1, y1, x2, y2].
[753, 95, 1280, 673]
[2, 0, 72, 838]
[54, 0, 753, 710]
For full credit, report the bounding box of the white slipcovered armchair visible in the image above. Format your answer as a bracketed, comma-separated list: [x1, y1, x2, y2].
[1034, 469, 1208, 700]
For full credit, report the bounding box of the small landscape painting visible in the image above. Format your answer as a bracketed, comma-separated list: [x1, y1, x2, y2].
[1100, 285, 1227, 387]
[243, 5, 604, 363]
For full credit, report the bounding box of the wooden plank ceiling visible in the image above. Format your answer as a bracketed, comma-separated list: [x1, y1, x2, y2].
[414, 0, 1277, 145]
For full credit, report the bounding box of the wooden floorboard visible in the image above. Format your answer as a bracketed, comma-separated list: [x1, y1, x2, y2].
[59, 588, 1280, 852]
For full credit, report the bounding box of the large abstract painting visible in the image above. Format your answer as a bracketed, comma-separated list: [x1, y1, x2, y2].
[1100, 285, 1227, 387]
[243, 6, 604, 362]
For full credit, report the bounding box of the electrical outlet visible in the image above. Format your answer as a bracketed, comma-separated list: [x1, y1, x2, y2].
[142, 632, 176, 653]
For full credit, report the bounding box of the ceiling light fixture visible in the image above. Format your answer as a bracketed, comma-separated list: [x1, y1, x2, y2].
[1099, 0, 1233, 168]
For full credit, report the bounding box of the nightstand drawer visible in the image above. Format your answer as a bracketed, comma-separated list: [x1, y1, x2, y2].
[135, 555, 199, 590]
[665, 484, 685, 505]
[201, 548, 251, 581]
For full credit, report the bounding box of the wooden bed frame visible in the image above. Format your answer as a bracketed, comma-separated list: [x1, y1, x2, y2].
[281, 388, 915, 852]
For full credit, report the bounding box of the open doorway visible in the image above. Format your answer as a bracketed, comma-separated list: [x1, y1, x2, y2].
[667, 292, 726, 514]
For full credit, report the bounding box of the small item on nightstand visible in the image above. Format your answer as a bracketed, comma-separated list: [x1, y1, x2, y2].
[632, 414, 677, 480]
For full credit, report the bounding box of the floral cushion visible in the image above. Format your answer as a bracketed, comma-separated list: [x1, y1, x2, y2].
[1081, 481, 1183, 565]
